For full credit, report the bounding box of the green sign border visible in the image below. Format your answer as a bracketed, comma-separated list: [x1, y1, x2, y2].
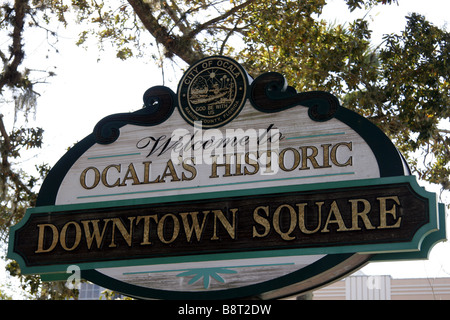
[39, 200, 446, 300]
[8, 175, 443, 277]
[7, 57, 446, 299]
[33, 78, 409, 207]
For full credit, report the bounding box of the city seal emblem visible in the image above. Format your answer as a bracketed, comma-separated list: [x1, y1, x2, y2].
[177, 56, 249, 128]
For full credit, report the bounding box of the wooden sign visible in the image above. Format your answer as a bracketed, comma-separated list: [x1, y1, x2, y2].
[11, 178, 434, 268]
[8, 56, 446, 299]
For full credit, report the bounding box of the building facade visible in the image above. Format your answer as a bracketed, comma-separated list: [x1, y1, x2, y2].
[313, 274, 450, 300]
[78, 274, 450, 300]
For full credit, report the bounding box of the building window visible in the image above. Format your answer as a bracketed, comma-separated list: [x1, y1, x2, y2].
[79, 282, 102, 300]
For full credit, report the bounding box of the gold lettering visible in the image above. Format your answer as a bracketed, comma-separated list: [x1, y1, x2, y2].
[261, 150, 274, 174]
[179, 211, 209, 242]
[60, 221, 82, 251]
[35, 224, 59, 253]
[81, 219, 112, 249]
[273, 204, 297, 240]
[252, 206, 270, 238]
[234, 153, 244, 176]
[101, 164, 121, 188]
[210, 154, 232, 178]
[377, 196, 402, 229]
[136, 215, 158, 245]
[109, 217, 136, 247]
[244, 152, 259, 175]
[159, 159, 181, 182]
[321, 144, 333, 168]
[119, 163, 141, 186]
[297, 202, 322, 234]
[322, 201, 350, 232]
[279, 148, 300, 171]
[299, 146, 320, 170]
[181, 157, 197, 181]
[142, 161, 161, 184]
[331, 142, 353, 167]
[211, 209, 237, 240]
[157, 213, 180, 244]
[349, 199, 375, 230]
[80, 167, 100, 189]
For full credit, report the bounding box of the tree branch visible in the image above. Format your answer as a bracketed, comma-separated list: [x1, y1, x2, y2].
[126, 0, 204, 64]
[0, 115, 34, 201]
[0, 114, 11, 151]
[0, 0, 28, 91]
[163, 0, 192, 35]
[220, 19, 243, 55]
[187, 0, 256, 39]
[126, 0, 257, 65]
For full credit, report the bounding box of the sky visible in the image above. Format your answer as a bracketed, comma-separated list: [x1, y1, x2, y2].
[2, 0, 450, 297]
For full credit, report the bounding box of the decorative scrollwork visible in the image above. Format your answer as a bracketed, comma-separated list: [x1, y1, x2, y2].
[249, 72, 340, 121]
[93, 86, 176, 144]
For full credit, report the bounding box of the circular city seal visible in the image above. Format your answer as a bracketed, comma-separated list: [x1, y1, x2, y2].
[177, 56, 249, 128]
